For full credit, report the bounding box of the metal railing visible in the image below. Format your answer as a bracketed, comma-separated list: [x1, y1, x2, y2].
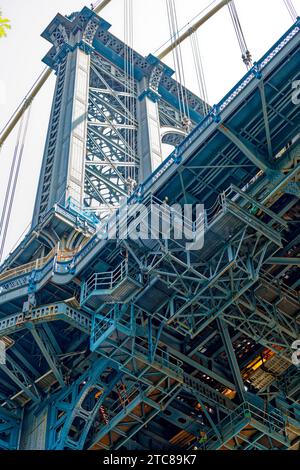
[0, 246, 80, 286]
[0, 248, 56, 284]
[140, 18, 300, 195]
[0, 182, 286, 298]
[82, 259, 128, 303]
[0, 20, 298, 299]
[106, 384, 144, 418]
[203, 401, 287, 448]
[134, 343, 183, 377]
[0, 248, 56, 283]
[0, 302, 91, 337]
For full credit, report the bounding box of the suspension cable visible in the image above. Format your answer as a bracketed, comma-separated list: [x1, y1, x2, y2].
[0, 1, 113, 151]
[92, 0, 112, 14]
[0, 117, 24, 236]
[158, 0, 230, 60]
[166, 0, 185, 120]
[0, 67, 52, 150]
[228, 0, 252, 70]
[166, 0, 191, 131]
[154, 0, 219, 55]
[0, 107, 31, 262]
[166, 0, 184, 121]
[172, 0, 191, 124]
[283, 0, 298, 21]
[190, 32, 210, 116]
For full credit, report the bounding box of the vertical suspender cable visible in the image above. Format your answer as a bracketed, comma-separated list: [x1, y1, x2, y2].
[171, 0, 191, 123]
[190, 32, 210, 116]
[228, 0, 252, 69]
[283, 0, 298, 21]
[166, 0, 184, 121]
[165, 0, 191, 131]
[0, 107, 31, 262]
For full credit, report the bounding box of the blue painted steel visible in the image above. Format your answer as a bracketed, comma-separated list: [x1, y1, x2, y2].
[0, 407, 21, 450]
[0, 8, 299, 451]
[47, 358, 122, 450]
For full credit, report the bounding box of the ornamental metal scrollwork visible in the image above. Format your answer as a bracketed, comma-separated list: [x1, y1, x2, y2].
[149, 64, 165, 93]
[50, 25, 69, 51]
[83, 19, 99, 45]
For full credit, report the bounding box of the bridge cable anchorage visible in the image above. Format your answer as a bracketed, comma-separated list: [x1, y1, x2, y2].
[283, 0, 298, 22]
[165, 0, 191, 132]
[190, 31, 210, 116]
[227, 0, 253, 70]
[0, 106, 31, 262]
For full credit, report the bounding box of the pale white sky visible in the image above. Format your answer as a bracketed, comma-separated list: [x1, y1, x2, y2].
[0, 0, 299, 260]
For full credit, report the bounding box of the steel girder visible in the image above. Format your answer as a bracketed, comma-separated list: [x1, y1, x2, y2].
[91, 306, 234, 411]
[0, 354, 41, 404]
[221, 279, 300, 362]
[28, 325, 65, 389]
[89, 302, 236, 449]
[87, 294, 240, 450]
[0, 11, 299, 451]
[85, 53, 139, 219]
[46, 358, 122, 450]
[0, 302, 92, 407]
[0, 407, 21, 450]
[89, 304, 182, 449]
[198, 401, 289, 450]
[82, 176, 295, 448]
[114, 186, 286, 339]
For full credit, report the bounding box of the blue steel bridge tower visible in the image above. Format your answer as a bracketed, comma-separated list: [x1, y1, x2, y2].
[0, 6, 300, 451]
[32, 7, 203, 227]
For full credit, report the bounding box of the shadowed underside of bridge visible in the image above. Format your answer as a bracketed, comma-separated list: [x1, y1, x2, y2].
[0, 6, 300, 451]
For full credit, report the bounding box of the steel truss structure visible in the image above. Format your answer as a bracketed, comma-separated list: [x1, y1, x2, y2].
[0, 6, 299, 451]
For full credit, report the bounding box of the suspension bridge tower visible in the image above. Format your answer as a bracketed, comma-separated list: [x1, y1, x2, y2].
[0, 1, 300, 452]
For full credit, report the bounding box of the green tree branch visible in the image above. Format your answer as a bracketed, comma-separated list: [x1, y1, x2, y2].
[0, 9, 11, 38]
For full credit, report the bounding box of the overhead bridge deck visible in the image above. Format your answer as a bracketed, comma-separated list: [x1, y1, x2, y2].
[0, 18, 299, 309]
[0, 17, 300, 451]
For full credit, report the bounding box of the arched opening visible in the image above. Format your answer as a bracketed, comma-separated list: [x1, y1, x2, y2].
[160, 126, 186, 159]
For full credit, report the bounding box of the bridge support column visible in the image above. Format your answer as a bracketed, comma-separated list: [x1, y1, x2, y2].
[19, 406, 48, 450]
[137, 82, 163, 181]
